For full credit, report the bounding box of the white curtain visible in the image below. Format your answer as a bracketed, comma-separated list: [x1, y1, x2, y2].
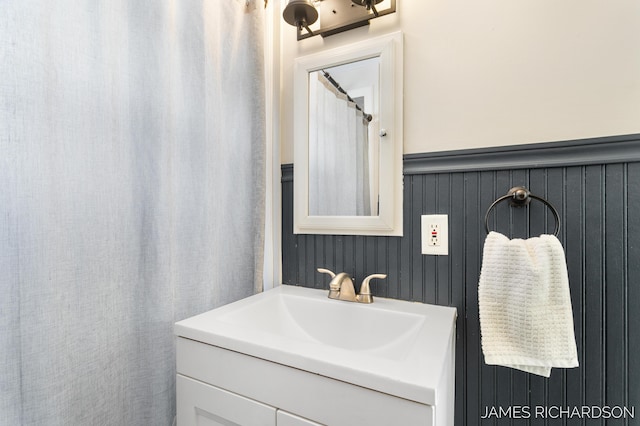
[308, 73, 372, 216]
[0, 1, 265, 425]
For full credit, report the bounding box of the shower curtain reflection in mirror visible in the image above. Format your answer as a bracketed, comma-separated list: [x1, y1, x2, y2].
[307, 58, 380, 217]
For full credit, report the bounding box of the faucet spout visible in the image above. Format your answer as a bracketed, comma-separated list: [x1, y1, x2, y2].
[330, 272, 357, 301]
[318, 268, 340, 299]
[316, 268, 357, 301]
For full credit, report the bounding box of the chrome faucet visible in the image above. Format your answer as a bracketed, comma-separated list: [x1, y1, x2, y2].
[317, 268, 387, 304]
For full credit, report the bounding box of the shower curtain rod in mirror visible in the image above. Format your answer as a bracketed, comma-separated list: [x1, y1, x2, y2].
[321, 69, 373, 123]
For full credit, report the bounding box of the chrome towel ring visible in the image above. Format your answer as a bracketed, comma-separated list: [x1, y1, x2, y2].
[484, 186, 561, 236]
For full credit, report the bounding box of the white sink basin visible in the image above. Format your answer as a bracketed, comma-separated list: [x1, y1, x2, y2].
[217, 290, 426, 359]
[175, 285, 457, 406]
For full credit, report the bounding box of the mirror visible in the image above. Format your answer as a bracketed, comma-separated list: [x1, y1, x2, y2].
[308, 56, 380, 217]
[293, 31, 403, 235]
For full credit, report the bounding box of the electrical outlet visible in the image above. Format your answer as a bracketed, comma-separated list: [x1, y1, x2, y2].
[422, 214, 448, 255]
[429, 223, 441, 246]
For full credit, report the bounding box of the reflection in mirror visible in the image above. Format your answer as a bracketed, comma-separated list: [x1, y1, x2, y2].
[308, 57, 380, 216]
[293, 31, 403, 236]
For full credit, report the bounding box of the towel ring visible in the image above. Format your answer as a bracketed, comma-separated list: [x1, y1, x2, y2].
[484, 187, 561, 236]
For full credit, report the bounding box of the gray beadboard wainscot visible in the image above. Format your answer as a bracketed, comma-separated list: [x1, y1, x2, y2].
[281, 134, 640, 425]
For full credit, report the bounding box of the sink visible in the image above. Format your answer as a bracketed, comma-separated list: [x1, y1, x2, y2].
[174, 285, 457, 407]
[217, 290, 426, 359]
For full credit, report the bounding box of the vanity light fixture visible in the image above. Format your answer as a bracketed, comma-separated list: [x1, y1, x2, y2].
[283, 0, 396, 40]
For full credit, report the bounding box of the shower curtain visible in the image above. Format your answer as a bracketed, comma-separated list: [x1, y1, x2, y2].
[0, 1, 265, 425]
[308, 73, 372, 216]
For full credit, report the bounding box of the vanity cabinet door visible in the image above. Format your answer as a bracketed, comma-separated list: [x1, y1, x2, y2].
[276, 410, 323, 426]
[177, 374, 276, 426]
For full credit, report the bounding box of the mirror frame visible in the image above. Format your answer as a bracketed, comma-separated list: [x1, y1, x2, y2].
[293, 31, 403, 236]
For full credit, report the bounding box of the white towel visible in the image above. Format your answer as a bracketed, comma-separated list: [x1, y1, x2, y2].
[478, 231, 579, 377]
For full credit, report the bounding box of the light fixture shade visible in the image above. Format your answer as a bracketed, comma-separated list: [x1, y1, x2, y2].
[351, 0, 384, 6]
[351, 0, 384, 16]
[283, 0, 318, 29]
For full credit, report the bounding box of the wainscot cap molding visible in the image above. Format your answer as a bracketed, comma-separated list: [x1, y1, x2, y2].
[403, 133, 640, 175]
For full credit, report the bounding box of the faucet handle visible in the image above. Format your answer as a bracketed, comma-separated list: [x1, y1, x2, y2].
[316, 268, 336, 278]
[317, 268, 337, 289]
[317, 268, 340, 298]
[357, 274, 387, 304]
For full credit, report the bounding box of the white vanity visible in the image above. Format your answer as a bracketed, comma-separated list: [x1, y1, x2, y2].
[175, 285, 457, 425]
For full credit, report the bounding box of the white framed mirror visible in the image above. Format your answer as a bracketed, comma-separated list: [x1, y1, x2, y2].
[293, 31, 403, 236]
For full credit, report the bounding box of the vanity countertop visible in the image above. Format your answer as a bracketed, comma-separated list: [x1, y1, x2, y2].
[175, 284, 457, 406]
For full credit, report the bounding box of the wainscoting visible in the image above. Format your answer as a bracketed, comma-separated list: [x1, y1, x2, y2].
[281, 134, 640, 425]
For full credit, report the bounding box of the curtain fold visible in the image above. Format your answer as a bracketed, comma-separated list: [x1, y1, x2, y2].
[0, 1, 265, 425]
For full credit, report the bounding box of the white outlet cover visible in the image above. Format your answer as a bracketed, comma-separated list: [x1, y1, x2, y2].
[421, 214, 448, 255]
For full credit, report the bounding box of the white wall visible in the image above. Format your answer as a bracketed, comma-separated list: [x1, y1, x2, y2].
[280, 0, 640, 163]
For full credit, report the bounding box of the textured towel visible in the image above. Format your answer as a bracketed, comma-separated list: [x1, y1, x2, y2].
[478, 232, 579, 377]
